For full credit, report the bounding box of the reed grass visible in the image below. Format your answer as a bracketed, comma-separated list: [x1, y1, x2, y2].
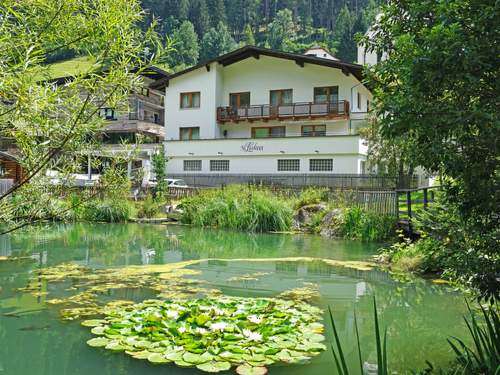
[179, 185, 293, 232]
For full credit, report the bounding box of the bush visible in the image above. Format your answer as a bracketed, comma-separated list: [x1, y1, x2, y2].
[380, 198, 500, 301]
[179, 185, 293, 232]
[82, 199, 133, 223]
[136, 194, 163, 218]
[338, 207, 396, 242]
[294, 187, 329, 209]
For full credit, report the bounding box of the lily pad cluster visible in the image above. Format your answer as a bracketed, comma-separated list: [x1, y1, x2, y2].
[84, 296, 326, 373]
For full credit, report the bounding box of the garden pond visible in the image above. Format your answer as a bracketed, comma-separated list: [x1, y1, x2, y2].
[0, 223, 469, 374]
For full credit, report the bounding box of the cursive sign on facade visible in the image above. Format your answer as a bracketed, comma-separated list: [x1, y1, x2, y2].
[240, 142, 264, 152]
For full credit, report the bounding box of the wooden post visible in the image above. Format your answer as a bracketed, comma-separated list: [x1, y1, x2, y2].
[423, 188, 428, 209]
[406, 191, 412, 219]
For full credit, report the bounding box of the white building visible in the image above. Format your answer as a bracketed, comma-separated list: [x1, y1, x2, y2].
[153, 46, 372, 186]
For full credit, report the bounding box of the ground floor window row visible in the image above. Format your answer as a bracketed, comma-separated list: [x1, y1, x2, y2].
[182, 159, 334, 172]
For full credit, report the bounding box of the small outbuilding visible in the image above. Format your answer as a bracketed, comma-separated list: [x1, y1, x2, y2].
[0, 151, 23, 183]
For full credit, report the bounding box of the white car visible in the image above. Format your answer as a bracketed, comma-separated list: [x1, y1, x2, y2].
[147, 178, 188, 188]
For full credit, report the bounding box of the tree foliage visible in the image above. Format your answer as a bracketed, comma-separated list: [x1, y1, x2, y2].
[0, 0, 164, 233]
[166, 21, 199, 71]
[139, 0, 382, 65]
[362, 0, 500, 300]
[199, 22, 237, 62]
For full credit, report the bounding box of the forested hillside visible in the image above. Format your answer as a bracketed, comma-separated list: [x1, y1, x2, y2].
[46, 1, 380, 71]
[141, 0, 380, 71]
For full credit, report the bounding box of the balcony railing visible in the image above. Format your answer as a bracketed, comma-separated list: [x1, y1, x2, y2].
[217, 100, 349, 123]
[129, 112, 163, 125]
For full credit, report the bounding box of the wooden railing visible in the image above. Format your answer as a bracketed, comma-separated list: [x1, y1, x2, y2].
[217, 100, 349, 122]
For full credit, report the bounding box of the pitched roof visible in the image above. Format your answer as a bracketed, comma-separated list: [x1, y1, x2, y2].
[0, 150, 19, 162]
[150, 45, 364, 90]
[48, 66, 169, 86]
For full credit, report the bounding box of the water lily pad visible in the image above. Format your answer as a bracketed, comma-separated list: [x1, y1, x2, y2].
[148, 353, 170, 364]
[90, 326, 106, 335]
[81, 319, 107, 327]
[165, 350, 184, 361]
[174, 359, 195, 368]
[183, 351, 212, 364]
[85, 296, 326, 372]
[127, 350, 152, 359]
[236, 364, 268, 375]
[86, 337, 110, 347]
[196, 361, 232, 373]
[105, 341, 126, 351]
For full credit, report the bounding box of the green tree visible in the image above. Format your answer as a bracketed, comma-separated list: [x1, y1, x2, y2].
[167, 21, 199, 69]
[206, 0, 227, 28]
[267, 9, 296, 50]
[189, 0, 210, 35]
[0, 0, 164, 234]
[362, 0, 499, 300]
[334, 5, 355, 62]
[199, 22, 237, 61]
[241, 24, 256, 46]
[151, 147, 168, 197]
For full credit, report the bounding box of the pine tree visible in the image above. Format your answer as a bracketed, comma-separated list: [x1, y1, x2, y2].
[189, 0, 210, 35]
[167, 21, 200, 69]
[242, 24, 256, 46]
[267, 9, 296, 50]
[334, 5, 355, 62]
[207, 0, 227, 28]
[199, 21, 237, 61]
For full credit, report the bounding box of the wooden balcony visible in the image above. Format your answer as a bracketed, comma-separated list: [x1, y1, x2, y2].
[217, 100, 349, 123]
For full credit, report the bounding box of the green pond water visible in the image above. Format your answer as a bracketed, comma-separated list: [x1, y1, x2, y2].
[0, 223, 469, 375]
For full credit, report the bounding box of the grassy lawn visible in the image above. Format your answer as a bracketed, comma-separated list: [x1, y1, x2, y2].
[399, 189, 442, 218]
[39, 56, 96, 80]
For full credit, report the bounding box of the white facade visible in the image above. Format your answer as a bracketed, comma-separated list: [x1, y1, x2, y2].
[162, 48, 371, 178]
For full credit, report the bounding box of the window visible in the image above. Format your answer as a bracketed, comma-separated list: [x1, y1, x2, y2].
[180, 127, 200, 140]
[210, 160, 230, 171]
[278, 159, 300, 172]
[99, 108, 117, 120]
[270, 89, 293, 106]
[309, 159, 333, 172]
[140, 87, 150, 97]
[229, 92, 250, 107]
[252, 126, 285, 138]
[183, 160, 202, 171]
[180, 92, 200, 109]
[314, 86, 339, 103]
[302, 125, 326, 137]
[357, 92, 362, 110]
[360, 160, 366, 175]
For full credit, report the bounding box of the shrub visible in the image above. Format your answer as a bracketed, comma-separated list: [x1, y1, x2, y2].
[294, 187, 329, 209]
[338, 207, 396, 242]
[82, 199, 133, 223]
[378, 197, 500, 301]
[136, 194, 162, 218]
[179, 185, 293, 232]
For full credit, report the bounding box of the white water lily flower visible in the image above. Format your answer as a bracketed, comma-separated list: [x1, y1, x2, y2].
[166, 310, 179, 320]
[195, 327, 208, 335]
[209, 322, 228, 332]
[243, 329, 262, 341]
[247, 315, 262, 324]
[212, 307, 225, 316]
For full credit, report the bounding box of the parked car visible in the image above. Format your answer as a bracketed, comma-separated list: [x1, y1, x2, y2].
[147, 178, 189, 188]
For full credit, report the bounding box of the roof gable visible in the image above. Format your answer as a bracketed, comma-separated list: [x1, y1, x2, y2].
[151, 46, 364, 89]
